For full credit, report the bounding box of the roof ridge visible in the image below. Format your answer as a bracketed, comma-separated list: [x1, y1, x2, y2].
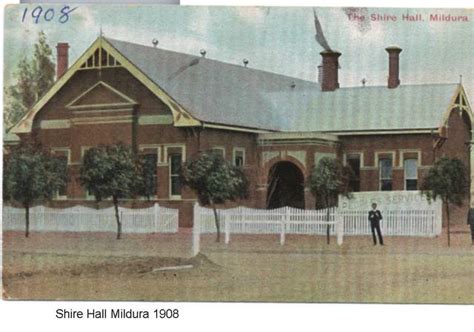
[105, 37, 318, 86]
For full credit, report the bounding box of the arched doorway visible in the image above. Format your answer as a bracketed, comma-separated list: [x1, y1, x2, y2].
[266, 161, 305, 209]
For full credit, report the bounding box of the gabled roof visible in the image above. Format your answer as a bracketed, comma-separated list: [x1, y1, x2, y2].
[108, 38, 468, 133]
[107, 38, 317, 131]
[10, 37, 471, 135]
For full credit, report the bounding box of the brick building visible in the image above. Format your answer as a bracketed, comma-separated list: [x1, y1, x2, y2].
[8, 37, 473, 226]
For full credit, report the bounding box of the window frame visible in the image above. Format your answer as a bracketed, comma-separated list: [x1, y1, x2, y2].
[378, 157, 393, 191]
[51, 148, 70, 200]
[233, 147, 246, 167]
[404, 158, 418, 191]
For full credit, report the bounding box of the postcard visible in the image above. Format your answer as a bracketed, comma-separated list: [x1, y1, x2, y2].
[2, 4, 473, 304]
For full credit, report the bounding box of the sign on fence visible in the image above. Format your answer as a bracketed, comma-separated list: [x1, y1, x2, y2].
[339, 191, 439, 211]
[3, 204, 179, 234]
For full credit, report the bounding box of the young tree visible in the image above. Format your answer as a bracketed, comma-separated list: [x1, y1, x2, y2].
[4, 31, 55, 129]
[79, 144, 143, 239]
[422, 157, 469, 246]
[309, 157, 353, 244]
[182, 151, 249, 242]
[3, 143, 68, 237]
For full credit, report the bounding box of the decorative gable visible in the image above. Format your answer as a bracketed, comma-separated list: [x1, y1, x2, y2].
[66, 81, 137, 110]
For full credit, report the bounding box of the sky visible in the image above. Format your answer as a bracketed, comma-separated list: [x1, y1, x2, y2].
[4, 5, 474, 104]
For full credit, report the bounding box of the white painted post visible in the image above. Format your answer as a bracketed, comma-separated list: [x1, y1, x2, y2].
[224, 212, 230, 244]
[192, 203, 200, 256]
[281, 207, 289, 245]
[336, 210, 344, 246]
[154, 203, 160, 232]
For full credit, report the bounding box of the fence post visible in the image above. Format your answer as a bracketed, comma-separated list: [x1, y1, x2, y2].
[336, 209, 344, 246]
[192, 203, 200, 256]
[281, 207, 289, 245]
[224, 212, 230, 244]
[154, 203, 160, 232]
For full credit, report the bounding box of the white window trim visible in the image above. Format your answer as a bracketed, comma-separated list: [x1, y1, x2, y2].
[343, 151, 364, 168]
[233, 147, 246, 167]
[403, 158, 419, 191]
[51, 148, 70, 200]
[399, 150, 422, 167]
[374, 151, 396, 169]
[51, 147, 71, 165]
[377, 153, 395, 191]
[81, 146, 92, 161]
[163, 144, 186, 165]
[167, 146, 185, 200]
[139, 145, 161, 165]
[211, 146, 226, 159]
[139, 145, 160, 199]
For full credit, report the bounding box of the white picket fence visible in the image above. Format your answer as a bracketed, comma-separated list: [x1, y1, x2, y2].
[2, 204, 179, 233]
[192, 203, 442, 255]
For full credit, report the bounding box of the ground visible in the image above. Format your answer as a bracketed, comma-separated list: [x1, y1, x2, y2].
[2, 227, 474, 303]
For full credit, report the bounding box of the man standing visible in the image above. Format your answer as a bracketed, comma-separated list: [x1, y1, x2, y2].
[467, 208, 474, 245]
[368, 203, 384, 245]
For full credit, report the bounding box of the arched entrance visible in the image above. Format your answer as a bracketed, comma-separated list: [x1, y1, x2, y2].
[266, 161, 305, 209]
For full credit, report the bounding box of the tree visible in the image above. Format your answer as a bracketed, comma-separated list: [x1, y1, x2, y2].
[4, 31, 55, 129]
[32, 30, 55, 99]
[3, 143, 68, 237]
[309, 157, 353, 244]
[182, 151, 249, 242]
[79, 144, 143, 239]
[421, 157, 469, 246]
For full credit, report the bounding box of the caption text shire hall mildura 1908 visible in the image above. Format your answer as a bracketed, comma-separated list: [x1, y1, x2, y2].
[55, 308, 180, 320]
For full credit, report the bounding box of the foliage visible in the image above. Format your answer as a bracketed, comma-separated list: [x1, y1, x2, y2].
[309, 157, 353, 244]
[421, 157, 469, 246]
[422, 157, 468, 206]
[135, 154, 158, 200]
[309, 157, 353, 208]
[4, 31, 55, 129]
[182, 151, 249, 242]
[3, 142, 68, 237]
[79, 144, 143, 239]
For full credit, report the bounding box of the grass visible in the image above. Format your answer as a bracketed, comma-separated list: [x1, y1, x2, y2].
[2, 228, 474, 303]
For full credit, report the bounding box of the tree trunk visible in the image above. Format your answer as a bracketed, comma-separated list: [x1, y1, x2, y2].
[113, 196, 122, 240]
[24, 204, 30, 238]
[445, 200, 450, 247]
[211, 201, 220, 242]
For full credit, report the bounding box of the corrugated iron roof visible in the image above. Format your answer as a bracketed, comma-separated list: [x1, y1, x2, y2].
[107, 38, 460, 133]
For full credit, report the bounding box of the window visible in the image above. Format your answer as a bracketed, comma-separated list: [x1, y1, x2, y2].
[404, 159, 418, 190]
[51, 149, 70, 199]
[379, 158, 393, 191]
[233, 148, 245, 167]
[169, 153, 182, 198]
[346, 153, 361, 192]
[142, 152, 158, 196]
[210, 147, 225, 159]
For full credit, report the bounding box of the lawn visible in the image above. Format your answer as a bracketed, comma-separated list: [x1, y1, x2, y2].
[2, 228, 474, 303]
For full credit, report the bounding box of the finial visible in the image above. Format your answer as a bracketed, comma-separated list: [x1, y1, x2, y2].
[152, 39, 159, 48]
[460, 74, 463, 84]
[361, 78, 367, 87]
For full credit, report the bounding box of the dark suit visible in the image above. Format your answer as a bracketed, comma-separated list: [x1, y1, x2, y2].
[368, 209, 384, 245]
[467, 208, 474, 244]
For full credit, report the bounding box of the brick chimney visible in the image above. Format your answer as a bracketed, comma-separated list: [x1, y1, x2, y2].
[385, 46, 402, 89]
[56, 42, 69, 80]
[320, 50, 341, 92]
